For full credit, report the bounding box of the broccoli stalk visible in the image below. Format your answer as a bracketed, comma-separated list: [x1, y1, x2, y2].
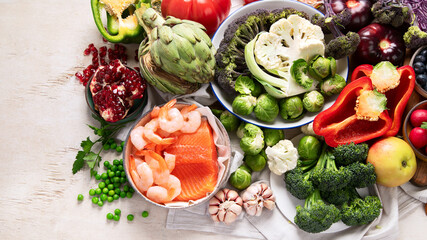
[324, 18, 360, 60]
[311, 145, 352, 192]
[371, 0, 412, 28]
[294, 189, 341, 233]
[341, 188, 382, 226]
[403, 26, 427, 50]
[311, 8, 352, 34]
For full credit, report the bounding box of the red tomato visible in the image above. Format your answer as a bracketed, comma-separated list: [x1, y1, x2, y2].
[161, 0, 231, 36]
[244, 0, 259, 5]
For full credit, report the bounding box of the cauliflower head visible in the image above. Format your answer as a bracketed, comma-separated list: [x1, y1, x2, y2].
[265, 139, 299, 175]
[254, 15, 325, 75]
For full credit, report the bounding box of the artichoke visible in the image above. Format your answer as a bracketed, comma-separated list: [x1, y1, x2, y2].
[135, 7, 216, 94]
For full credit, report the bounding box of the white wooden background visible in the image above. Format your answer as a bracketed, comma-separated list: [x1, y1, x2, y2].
[0, 0, 425, 239]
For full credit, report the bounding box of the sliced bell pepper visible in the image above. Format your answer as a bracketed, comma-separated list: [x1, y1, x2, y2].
[350, 62, 416, 137]
[313, 77, 393, 147]
[91, 0, 146, 43]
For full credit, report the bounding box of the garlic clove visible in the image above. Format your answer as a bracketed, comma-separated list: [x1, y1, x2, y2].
[242, 182, 276, 217]
[208, 188, 243, 224]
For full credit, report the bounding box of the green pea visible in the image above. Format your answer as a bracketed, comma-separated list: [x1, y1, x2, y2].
[116, 146, 123, 153]
[120, 192, 126, 198]
[113, 177, 120, 183]
[103, 144, 110, 151]
[121, 141, 125, 147]
[113, 194, 119, 200]
[107, 196, 113, 202]
[91, 197, 99, 204]
[115, 188, 121, 194]
[95, 174, 101, 180]
[115, 171, 121, 177]
[126, 192, 133, 198]
[111, 166, 118, 172]
[102, 188, 109, 194]
[123, 185, 129, 192]
[105, 179, 111, 185]
[108, 138, 114, 144]
[113, 159, 120, 166]
[114, 183, 121, 188]
[100, 194, 108, 202]
[97, 201, 103, 207]
[118, 165, 124, 171]
[127, 214, 134, 221]
[98, 182, 106, 189]
[95, 188, 102, 195]
[129, 188, 135, 193]
[107, 184, 114, 190]
[77, 194, 84, 201]
[113, 215, 120, 221]
[101, 173, 108, 180]
[111, 143, 117, 150]
[107, 213, 113, 220]
[114, 209, 121, 215]
[121, 171, 126, 177]
[108, 190, 115, 196]
[141, 211, 149, 218]
[108, 171, 115, 178]
[89, 189, 96, 196]
[103, 161, 110, 168]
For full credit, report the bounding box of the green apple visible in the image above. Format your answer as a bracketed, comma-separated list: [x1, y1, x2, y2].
[367, 137, 417, 187]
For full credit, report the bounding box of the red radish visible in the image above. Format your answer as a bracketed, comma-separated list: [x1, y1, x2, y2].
[409, 127, 427, 149]
[410, 109, 427, 127]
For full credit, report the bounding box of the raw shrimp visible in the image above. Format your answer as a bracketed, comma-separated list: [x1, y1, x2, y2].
[150, 106, 160, 118]
[163, 152, 176, 172]
[129, 155, 153, 192]
[159, 99, 184, 133]
[138, 150, 170, 186]
[181, 104, 202, 133]
[143, 118, 176, 145]
[146, 175, 181, 204]
[130, 126, 147, 150]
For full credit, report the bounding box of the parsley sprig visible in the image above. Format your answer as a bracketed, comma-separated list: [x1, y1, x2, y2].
[72, 114, 133, 175]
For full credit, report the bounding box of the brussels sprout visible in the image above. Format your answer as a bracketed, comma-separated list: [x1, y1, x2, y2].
[220, 111, 241, 132]
[308, 55, 337, 80]
[279, 96, 304, 120]
[297, 135, 322, 160]
[252, 80, 264, 97]
[239, 164, 253, 174]
[254, 93, 279, 122]
[303, 90, 324, 112]
[232, 94, 257, 115]
[320, 74, 346, 96]
[291, 59, 314, 89]
[210, 109, 223, 118]
[244, 154, 266, 172]
[263, 128, 285, 147]
[240, 124, 264, 155]
[229, 166, 252, 190]
[235, 75, 255, 95]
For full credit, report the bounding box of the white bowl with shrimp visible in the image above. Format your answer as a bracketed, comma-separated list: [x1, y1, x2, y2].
[123, 100, 232, 209]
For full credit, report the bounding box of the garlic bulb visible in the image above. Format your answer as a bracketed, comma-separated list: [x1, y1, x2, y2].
[208, 188, 243, 224]
[241, 182, 276, 216]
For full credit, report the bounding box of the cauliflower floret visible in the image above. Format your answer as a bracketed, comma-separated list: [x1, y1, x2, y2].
[255, 15, 325, 75]
[265, 139, 299, 175]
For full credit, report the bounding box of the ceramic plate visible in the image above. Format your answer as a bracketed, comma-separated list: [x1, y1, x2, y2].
[210, 0, 349, 129]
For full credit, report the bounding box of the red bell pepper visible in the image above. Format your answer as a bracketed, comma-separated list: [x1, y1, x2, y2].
[350, 62, 415, 136]
[313, 77, 393, 147]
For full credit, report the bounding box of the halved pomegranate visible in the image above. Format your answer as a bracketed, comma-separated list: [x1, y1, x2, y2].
[90, 59, 146, 122]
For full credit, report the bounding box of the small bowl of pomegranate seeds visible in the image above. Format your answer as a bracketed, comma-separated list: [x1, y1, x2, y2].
[85, 59, 148, 124]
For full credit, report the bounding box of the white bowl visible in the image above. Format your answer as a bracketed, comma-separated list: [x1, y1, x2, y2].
[210, 0, 349, 129]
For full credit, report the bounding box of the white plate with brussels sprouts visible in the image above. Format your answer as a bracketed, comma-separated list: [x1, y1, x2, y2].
[211, 0, 349, 129]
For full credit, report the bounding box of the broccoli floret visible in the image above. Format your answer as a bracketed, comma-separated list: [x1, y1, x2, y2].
[294, 189, 341, 233]
[320, 187, 352, 206]
[371, 0, 411, 28]
[323, 16, 360, 60]
[215, 8, 308, 93]
[332, 142, 369, 166]
[347, 162, 377, 188]
[403, 26, 427, 50]
[311, 9, 351, 34]
[284, 159, 317, 200]
[311, 146, 352, 192]
[341, 188, 382, 226]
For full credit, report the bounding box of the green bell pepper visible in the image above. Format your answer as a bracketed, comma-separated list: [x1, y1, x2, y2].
[91, 0, 148, 43]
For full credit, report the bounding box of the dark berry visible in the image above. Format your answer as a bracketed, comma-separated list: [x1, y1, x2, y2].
[416, 74, 427, 87]
[413, 62, 426, 74]
[419, 48, 427, 58]
[414, 55, 426, 64]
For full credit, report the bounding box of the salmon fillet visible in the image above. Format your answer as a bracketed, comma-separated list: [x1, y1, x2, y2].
[165, 119, 218, 201]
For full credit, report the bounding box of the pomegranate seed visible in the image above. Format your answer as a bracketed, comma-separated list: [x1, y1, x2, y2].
[84, 48, 91, 56]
